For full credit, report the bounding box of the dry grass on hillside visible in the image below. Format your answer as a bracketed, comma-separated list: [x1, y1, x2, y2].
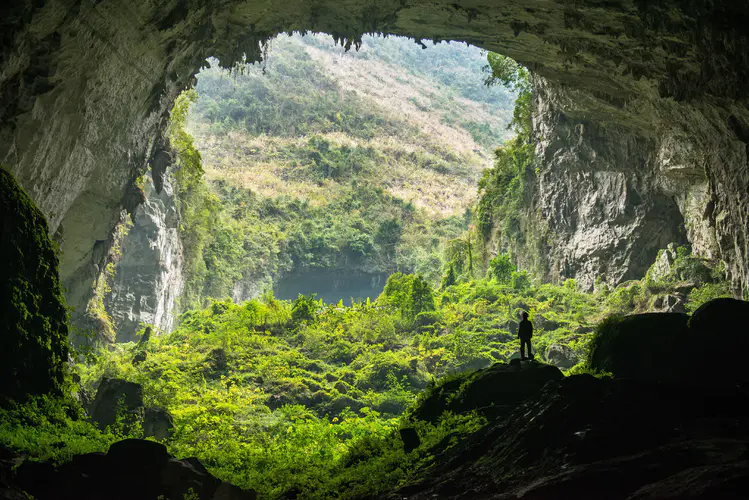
[189, 123, 482, 216]
[304, 43, 511, 157]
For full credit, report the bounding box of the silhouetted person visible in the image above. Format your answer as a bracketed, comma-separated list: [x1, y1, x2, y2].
[518, 312, 533, 360]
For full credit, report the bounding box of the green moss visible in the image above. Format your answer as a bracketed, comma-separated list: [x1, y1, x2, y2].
[0, 166, 70, 399]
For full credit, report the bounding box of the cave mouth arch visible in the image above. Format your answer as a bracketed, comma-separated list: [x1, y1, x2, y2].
[1, 0, 748, 324]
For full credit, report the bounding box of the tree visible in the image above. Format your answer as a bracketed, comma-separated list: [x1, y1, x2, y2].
[383, 273, 435, 321]
[488, 253, 515, 284]
[292, 294, 318, 324]
[441, 263, 457, 289]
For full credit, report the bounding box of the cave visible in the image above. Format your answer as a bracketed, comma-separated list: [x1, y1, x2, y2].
[2, 1, 749, 498]
[2, 0, 748, 321]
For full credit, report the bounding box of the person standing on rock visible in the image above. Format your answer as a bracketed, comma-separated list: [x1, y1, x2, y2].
[518, 312, 533, 361]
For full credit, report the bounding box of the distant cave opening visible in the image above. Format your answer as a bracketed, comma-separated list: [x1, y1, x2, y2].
[103, 33, 520, 341]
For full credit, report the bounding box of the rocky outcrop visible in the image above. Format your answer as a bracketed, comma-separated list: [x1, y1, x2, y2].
[104, 172, 183, 342]
[389, 374, 749, 500]
[409, 361, 563, 423]
[13, 439, 256, 500]
[545, 343, 579, 369]
[143, 408, 175, 441]
[1, 0, 749, 325]
[89, 378, 145, 432]
[0, 167, 69, 399]
[89, 378, 174, 439]
[588, 298, 749, 386]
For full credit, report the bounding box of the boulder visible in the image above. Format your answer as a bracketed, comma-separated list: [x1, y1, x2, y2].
[160, 458, 220, 500]
[89, 378, 144, 431]
[652, 294, 686, 314]
[143, 408, 175, 440]
[14, 439, 250, 500]
[410, 362, 563, 424]
[689, 298, 749, 337]
[545, 344, 578, 369]
[587, 313, 690, 383]
[589, 299, 749, 386]
[400, 428, 420, 454]
[686, 298, 749, 385]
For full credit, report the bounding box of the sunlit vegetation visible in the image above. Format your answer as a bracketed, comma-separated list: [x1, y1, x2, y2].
[176, 34, 516, 309]
[0, 244, 730, 498]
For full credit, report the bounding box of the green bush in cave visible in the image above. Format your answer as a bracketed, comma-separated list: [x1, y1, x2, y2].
[0, 166, 70, 399]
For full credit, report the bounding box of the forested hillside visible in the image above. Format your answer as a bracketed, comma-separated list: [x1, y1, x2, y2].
[180, 34, 516, 308]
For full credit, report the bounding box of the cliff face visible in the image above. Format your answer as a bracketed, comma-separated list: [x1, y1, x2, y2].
[1, 0, 748, 326]
[104, 173, 183, 342]
[484, 77, 733, 291]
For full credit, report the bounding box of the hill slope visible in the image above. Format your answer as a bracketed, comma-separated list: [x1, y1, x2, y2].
[181, 34, 516, 306]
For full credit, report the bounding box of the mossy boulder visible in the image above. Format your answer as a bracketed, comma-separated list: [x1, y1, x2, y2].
[588, 300, 749, 385]
[89, 378, 144, 432]
[0, 167, 69, 399]
[587, 313, 690, 383]
[410, 362, 563, 423]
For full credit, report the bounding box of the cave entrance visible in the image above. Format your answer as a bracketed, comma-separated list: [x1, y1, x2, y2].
[103, 32, 520, 336]
[3, 2, 748, 343]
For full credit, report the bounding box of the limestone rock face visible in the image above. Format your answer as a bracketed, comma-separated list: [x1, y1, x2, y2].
[532, 80, 689, 289]
[89, 378, 144, 432]
[104, 172, 183, 342]
[1, 0, 749, 320]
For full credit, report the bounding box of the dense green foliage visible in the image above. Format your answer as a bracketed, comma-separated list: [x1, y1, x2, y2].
[0, 395, 115, 464]
[0, 166, 70, 399]
[476, 54, 538, 267]
[1, 247, 731, 498]
[76, 267, 602, 496]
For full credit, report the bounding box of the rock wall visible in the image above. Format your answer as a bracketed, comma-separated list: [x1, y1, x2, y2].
[0, 167, 69, 398]
[485, 78, 692, 289]
[104, 172, 183, 342]
[2, 0, 748, 327]
[487, 76, 736, 291]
